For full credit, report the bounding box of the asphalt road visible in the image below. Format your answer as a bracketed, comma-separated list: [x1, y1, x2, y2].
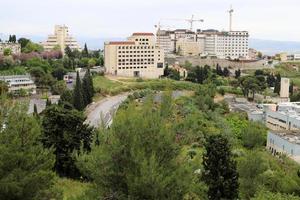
[85, 93, 129, 128]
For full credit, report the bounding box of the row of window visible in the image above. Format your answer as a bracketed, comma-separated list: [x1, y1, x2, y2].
[118, 66, 148, 69]
[118, 54, 155, 58]
[118, 46, 154, 50]
[118, 51, 155, 54]
[119, 58, 154, 62]
[118, 62, 155, 65]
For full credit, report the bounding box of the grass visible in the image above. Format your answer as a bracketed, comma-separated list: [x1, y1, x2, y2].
[93, 75, 200, 96]
[56, 178, 90, 200]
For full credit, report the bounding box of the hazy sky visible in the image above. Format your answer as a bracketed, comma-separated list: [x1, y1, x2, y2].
[1, 0, 300, 41]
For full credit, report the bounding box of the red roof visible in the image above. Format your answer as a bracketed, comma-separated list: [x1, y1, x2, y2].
[109, 41, 135, 45]
[132, 32, 154, 36]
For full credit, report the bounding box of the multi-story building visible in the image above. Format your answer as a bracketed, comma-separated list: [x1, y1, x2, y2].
[104, 32, 164, 79]
[267, 130, 300, 163]
[0, 43, 21, 55]
[157, 29, 249, 59]
[265, 102, 300, 131]
[0, 75, 36, 94]
[42, 25, 81, 53]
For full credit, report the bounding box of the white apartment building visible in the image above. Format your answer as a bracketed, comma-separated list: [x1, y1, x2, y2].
[265, 102, 300, 131]
[0, 43, 21, 55]
[157, 29, 249, 59]
[104, 33, 164, 79]
[42, 25, 81, 53]
[0, 75, 36, 94]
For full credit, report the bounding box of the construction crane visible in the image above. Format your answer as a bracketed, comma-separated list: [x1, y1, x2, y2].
[163, 15, 204, 31]
[228, 5, 234, 31]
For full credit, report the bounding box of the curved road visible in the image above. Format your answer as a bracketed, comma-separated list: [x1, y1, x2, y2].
[85, 93, 129, 128]
[85, 91, 189, 128]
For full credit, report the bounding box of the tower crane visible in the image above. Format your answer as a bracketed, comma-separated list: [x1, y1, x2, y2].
[163, 15, 204, 31]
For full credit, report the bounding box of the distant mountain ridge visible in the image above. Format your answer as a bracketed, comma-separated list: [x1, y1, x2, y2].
[2, 33, 300, 55]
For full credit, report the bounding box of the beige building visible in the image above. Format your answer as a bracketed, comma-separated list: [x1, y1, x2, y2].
[104, 33, 164, 78]
[280, 78, 290, 99]
[176, 38, 203, 56]
[0, 43, 21, 55]
[42, 25, 81, 53]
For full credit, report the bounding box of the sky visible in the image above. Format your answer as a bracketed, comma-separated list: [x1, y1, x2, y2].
[0, 0, 300, 42]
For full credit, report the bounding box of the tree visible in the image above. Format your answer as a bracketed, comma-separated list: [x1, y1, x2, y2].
[76, 99, 190, 199]
[41, 105, 93, 178]
[51, 67, 67, 80]
[223, 67, 230, 77]
[0, 80, 8, 95]
[203, 134, 239, 200]
[33, 103, 38, 117]
[64, 46, 73, 58]
[0, 102, 62, 200]
[274, 73, 281, 94]
[73, 71, 85, 110]
[18, 38, 30, 49]
[51, 80, 67, 95]
[267, 73, 276, 87]
[88, 58, 96, 67]
[235, 69, 241, 79]
[238, 151, 268, 199]
[82, 43, 89, 57]
[3, 48, 12, 56]
[22, 41, 43, 53]
[82, 69, 94, 106]
[289, 81, 294, 96]
[59, 89, 73, 105]
[241, 121, 266, 149]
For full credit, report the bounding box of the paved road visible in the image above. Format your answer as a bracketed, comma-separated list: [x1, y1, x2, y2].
[85, 90, 189, 128]
[85, 93, 129, 128]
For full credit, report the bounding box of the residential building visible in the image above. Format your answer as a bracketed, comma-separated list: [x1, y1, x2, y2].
[267, 130, 300, 163]
[265, 102, 300, 131]
[104, 32, 164, 79]
[0, 75, 36, 94]
[42, 25, 81, 53]
[156, 28, 249, 59]
[0, 42, 21, 55]
[169, 62, 188, 79]
[248, 48, 259, 60]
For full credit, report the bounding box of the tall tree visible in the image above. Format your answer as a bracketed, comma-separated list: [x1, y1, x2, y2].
[235, 69, 241, 79]
[73, 71, 85, 111]
[64, 46, 73, 58]
[41, 105, 93, 178]
[82, 43, 89, 57]
[203, 134, 239, 200]
[274, 73, 281, 94]
[18, 38, 30, 49]
[82, 69, 94, 105]
[0, 101, 62, 200]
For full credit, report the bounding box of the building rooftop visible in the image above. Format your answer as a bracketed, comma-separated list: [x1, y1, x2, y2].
[108, 41, 135, 45]
[270, 130, 300, 144]
[132, 32, 154, 36]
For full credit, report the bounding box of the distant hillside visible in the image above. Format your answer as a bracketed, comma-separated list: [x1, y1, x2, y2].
[249, 38, 300, 55]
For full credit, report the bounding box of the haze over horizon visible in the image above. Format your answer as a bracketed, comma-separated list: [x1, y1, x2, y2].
[1, 0, 300, 54]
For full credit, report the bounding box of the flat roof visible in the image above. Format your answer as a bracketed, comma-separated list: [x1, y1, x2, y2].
[132, 32, 154, 36]
[269, 130, 300, 144]
[108, 41, 135, 45]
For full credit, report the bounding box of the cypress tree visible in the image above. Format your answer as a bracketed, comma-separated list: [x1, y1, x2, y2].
[73, 71, 85, 111]
[46, 98, 52, 107]
[203, 134, 239, 200]
[33, 103, 38, 117]
[82, 69, 94, 106]
[274, 73, 281, 94]
[82, 43, 89, 57]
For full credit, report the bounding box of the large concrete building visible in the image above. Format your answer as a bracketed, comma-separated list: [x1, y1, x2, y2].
[0, 42, 21, 55]
[104, 33, 164, 78]
[42, 25, 81, 53]
[156, 29, 249, 59]
[267, 130, 300, 163]
[0, 75, 36, 94]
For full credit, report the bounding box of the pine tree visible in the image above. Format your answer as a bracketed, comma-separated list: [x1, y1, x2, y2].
[0, 102, 62, 200]
[203, 134, 239, 200]
[73, 71, 85, 111]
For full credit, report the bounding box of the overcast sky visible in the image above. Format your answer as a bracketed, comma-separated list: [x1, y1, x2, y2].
[1, 0, 300, 41]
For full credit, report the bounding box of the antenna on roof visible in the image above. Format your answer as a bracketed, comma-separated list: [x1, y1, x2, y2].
[228, 5, 234, 31]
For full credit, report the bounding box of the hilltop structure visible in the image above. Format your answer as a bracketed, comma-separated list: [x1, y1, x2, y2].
[0, 42, 21, 55]
[104, 33, 164, 78]
[156, 29, 249, 59]
[42, 25, 81, 54]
